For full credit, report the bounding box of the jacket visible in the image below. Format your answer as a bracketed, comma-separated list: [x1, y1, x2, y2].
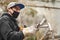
[0, 13, 24, 40]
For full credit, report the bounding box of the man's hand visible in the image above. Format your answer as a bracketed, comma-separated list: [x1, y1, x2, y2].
[22, 25, 38, 36]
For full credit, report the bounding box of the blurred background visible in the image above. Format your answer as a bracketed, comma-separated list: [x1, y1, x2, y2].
[0, 0, 60, 40]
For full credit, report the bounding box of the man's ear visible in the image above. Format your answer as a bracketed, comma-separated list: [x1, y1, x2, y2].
[7, 8, 14, 14]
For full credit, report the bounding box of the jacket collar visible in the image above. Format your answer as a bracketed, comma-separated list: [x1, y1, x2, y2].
[2, 13, 17, 22]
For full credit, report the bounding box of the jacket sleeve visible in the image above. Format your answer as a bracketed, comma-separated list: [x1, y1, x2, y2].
[0, 21, 24, 40]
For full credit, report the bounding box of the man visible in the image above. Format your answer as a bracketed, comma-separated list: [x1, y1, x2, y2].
[0, 2, 38, 40]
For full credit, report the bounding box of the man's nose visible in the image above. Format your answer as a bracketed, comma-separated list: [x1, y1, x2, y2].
[16, 10, 20, 12]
